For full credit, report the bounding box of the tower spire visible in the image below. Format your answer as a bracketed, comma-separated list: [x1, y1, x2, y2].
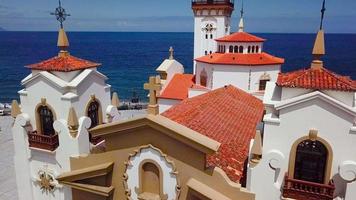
[51, 0, 71, 57]
[311, 0, 326, 69]
[238, 0, 244, 32]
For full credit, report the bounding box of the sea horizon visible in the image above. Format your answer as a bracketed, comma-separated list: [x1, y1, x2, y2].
[1, 32, 356, 103]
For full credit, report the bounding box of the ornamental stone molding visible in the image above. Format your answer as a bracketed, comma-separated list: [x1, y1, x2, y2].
[266, 150, 285, 170]
[123, 144, 181, 200]
[339, 161, 356, 182]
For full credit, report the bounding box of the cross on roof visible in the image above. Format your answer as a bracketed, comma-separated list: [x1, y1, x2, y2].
[144, 76, 161, 110]
[51, 0, 70, 29]
[320, 0, 326, 30]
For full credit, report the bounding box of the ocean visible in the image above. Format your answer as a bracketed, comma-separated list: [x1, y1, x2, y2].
[0, 32, 355, 103]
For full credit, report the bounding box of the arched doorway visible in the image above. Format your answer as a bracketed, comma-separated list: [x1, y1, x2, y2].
[37, 105, 55, 136]
[294, 139, 328, 183]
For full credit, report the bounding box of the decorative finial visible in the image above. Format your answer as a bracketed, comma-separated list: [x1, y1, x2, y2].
[169, 47, 174, 60]
[238, 0, 244, 32]
[51, 0, 71, 57]
[11, 100, 21, 118]
[250, 130, 263, 163]
[144, 76, 161, 115]
[311, 0, 326, 69]
[111, 92, 120, 108]
[51, 0, 70, 29]
[67, 107, 79, 137]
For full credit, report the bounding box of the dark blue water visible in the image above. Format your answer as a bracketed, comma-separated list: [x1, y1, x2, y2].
[0, 32, 355, 103]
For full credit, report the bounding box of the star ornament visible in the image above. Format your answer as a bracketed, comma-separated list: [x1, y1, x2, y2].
[38, 170, 56, 193]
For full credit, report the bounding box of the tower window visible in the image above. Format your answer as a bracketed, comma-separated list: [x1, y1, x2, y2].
[229, 46, 233, 53]
[37, 105, 55, 136]
[209, 51, 212, 54]
[205, 34, 208, 39]
[239, 46, 243, 53]
[248, 46, 251, 53]
[200, 69, 208, 87]
[210, 34, 213, 39]
[205, 51, 208, 55]
[252, 46, 255, 53]
[223, 46, 226, 53]
[256, 46, 259, 53]
[234, 46, 238, 53]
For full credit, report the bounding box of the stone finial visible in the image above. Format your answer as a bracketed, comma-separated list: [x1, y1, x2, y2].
[67, 107, 79, 137]
[144, 76, 162, 115]
[238, 17, 244, 32]
[57, 28, 70, 57]
[309, 129, 318, 141]
[251, 130, 263, 163]
[169, 46, 174, 60]
[111, 92, 120, 108]
[11, 100, 21, 118]
[311, 30, 325, 69]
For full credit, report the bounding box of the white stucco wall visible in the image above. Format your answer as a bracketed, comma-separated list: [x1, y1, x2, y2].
[195, 62, 280, 93]
[158, 98, 181, 114]
[249, 82, 356, 200]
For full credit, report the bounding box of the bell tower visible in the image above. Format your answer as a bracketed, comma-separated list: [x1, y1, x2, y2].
[192, 0, 234, 72]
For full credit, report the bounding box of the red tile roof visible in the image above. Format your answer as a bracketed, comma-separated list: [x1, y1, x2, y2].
[216, 32, 266, 43]
[162, 85, 264, 182]
[196, 52, 284, 66]
[26, 55, 101, 72]
[159, 74, 195, 100]
[277, 67, 356, 92]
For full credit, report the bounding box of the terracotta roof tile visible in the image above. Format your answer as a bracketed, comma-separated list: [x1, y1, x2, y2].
[159, 74, 195, 100]
[277, 67, 356, 92]
[216, 32, 266, 43]
[162, 85, 264, 182]
[196, 52, 284, 66]
[26, 55, 101, 72]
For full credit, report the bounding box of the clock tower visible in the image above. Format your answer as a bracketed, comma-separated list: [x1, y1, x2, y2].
[192, 0, 234, 73]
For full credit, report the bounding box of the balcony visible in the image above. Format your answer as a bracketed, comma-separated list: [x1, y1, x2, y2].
[192, 0, 234, 8]
[282, 174, 335, 200]
[28, 131, 59, 151]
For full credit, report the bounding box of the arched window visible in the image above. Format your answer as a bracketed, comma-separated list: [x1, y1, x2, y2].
[210, 34, 213, 39]
[229, 46, 233, 53]
[205, 34, 208, 39]
[37, 105, 55, 136]
[223, 45, 226, 53]
[141, 162, 160, 195]
[87, 100, 100, 128]
[234, 46, 238, 53]
[239, 46, 243, 53]
[218, 45, 221, 53]
[204, 51, 208, 55]
[200, 69, 207, 87]
[294, 140, 328, 183]
[252, 46, 255, 53]
[209, 51, 212, 54]
[256, 46, 259, 53]
[248, 46, 251, 53]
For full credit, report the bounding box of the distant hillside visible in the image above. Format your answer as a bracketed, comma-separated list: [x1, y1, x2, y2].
[0, 27, 6, 31]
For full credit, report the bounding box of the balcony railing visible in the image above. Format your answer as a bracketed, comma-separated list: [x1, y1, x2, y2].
[282, 173, 335, 200]
[192, 0, 234, 7]
[28, 131, 59, 151]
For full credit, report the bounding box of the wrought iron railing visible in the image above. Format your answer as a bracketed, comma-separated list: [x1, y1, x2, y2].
[282, 173, 335, 200]
[28, 131, 59, 151]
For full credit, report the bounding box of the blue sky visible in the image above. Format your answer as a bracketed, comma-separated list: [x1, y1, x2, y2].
[0, 0, 355, 33]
